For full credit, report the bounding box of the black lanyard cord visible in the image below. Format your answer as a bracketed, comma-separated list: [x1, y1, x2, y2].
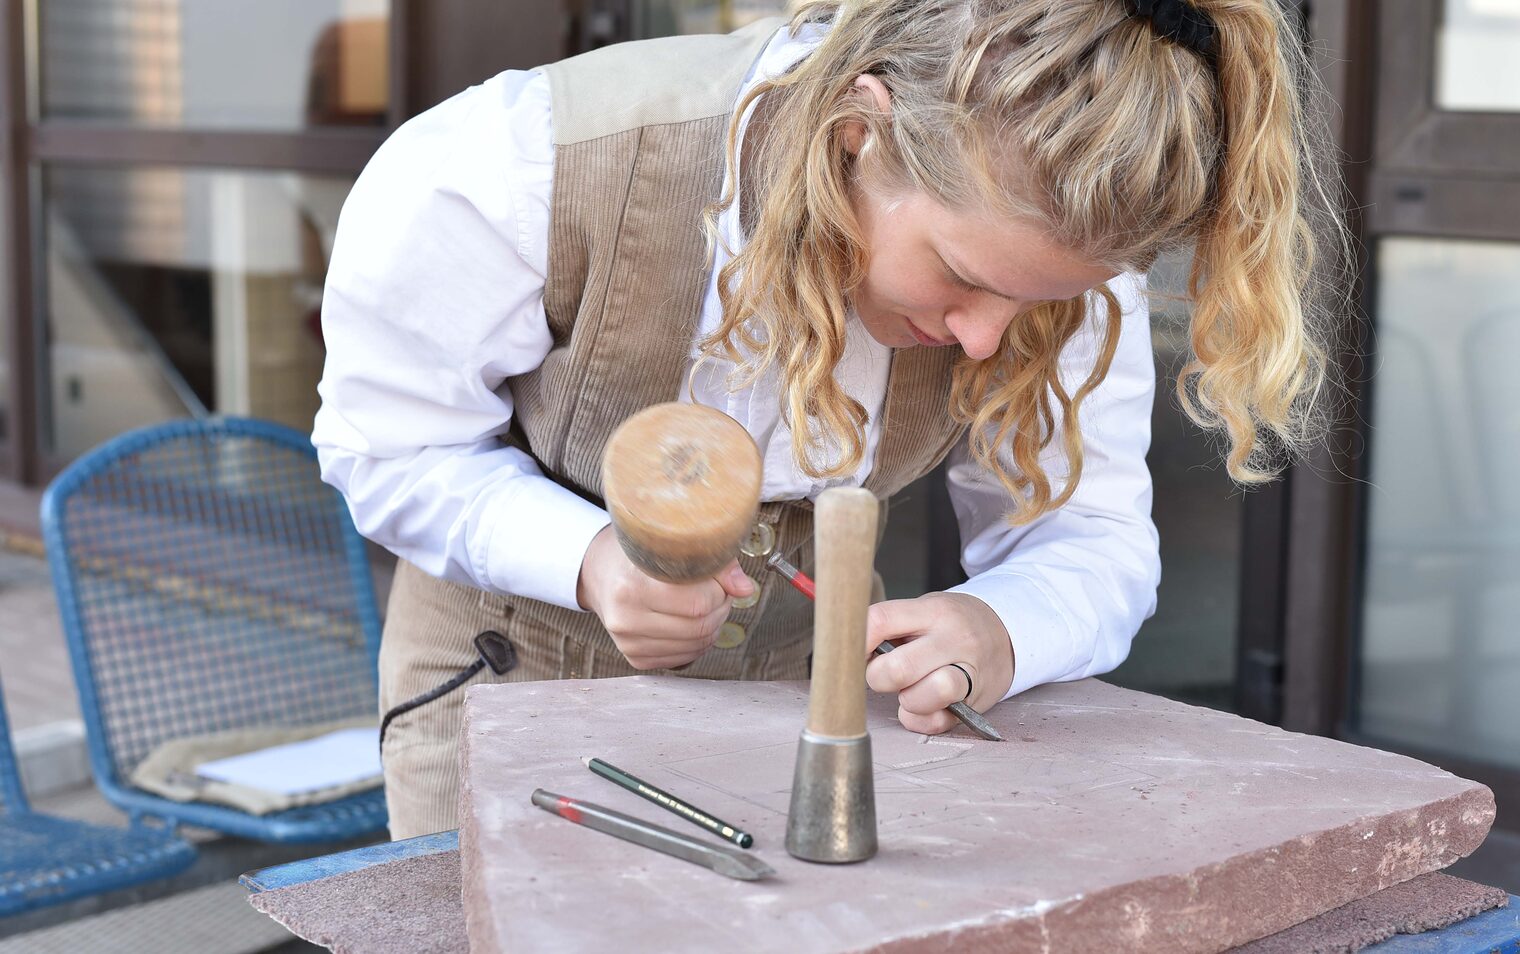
[378, 630, 517, 750]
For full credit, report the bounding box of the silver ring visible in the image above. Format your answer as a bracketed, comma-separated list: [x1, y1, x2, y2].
[947, 663, 973, 702]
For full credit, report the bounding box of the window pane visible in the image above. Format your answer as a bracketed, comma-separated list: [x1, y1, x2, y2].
[634, 0, 789, 37]
[1356, 237, 1520, 768]
[40, 0, 390, 129]
[1108, 252, 1242, 712]
[43, 164, 353, 458]
[1437, 0, 1520, 112]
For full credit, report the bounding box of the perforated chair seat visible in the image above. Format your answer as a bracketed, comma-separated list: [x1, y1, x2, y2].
[0, 813, 196, 916]
[0, 667, 196, 916]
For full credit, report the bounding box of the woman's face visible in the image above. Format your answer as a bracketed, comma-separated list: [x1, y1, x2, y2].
[849, 185, 1119, 361]
[840, 74, 1117, 361]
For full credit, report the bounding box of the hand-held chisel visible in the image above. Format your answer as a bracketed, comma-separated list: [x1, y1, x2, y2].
[767, 550, 1004, 742]
[531, 789, 775, 881]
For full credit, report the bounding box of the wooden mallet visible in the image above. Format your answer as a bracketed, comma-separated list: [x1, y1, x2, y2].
[601, 402, 763, 591]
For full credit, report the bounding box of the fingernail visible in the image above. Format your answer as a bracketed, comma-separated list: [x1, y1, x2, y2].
[731, 567, 754, 595]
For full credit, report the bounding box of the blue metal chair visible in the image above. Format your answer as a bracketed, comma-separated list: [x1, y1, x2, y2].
[0, 676, 196, 916]
[41, 416, 388, 843]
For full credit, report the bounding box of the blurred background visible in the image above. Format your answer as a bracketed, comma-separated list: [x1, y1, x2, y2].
[0, 0, 1515, 950]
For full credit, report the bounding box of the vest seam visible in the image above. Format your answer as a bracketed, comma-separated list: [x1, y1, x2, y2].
[558, 126, 649, 458]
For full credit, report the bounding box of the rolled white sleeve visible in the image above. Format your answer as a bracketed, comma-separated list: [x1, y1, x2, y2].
[947, 273, 1161, 699]
[312, 70, 611, 611]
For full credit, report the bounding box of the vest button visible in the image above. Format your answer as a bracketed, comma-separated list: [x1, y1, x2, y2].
[739, 521, 775, 558]
[715, 621, 747, 649]
[731, 588, 759, 610]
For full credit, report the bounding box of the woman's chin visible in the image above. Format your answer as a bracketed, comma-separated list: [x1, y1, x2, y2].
[858, 320, 909, 350]
[855, 312, 917, 350]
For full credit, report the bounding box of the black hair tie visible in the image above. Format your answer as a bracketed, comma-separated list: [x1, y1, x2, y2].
[1130, 0, 1219, 60]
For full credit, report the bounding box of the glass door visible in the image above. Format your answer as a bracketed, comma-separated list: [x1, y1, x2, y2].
[632, 0, 789, 37]
[1350, 0, 1520, 810]
[20, 0, 395, 478]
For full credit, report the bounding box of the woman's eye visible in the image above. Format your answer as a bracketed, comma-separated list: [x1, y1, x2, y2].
[945, 269, 978, 292]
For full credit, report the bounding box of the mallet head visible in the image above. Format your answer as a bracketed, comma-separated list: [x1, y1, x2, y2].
[601, 403, 762, 583]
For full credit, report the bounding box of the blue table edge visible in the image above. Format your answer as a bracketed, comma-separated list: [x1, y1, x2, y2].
[239, 837, 1517, 952]
[239, 830, 458, 893]
[1364, 895, 1520, 953]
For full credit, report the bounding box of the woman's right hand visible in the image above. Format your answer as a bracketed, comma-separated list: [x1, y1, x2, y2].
[576, 525, 755, 670]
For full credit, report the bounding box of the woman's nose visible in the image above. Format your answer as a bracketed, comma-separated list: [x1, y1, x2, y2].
[945, 301, 1020, 361]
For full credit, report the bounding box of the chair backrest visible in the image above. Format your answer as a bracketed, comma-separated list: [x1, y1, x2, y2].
[0, 677, 29, 817]
[41, 417, 383, 788]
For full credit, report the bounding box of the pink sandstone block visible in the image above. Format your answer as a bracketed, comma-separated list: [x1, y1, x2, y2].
[458, 677, 1494, 953]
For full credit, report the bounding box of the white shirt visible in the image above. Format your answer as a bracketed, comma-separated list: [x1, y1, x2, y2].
[313, 25, 1161, 700]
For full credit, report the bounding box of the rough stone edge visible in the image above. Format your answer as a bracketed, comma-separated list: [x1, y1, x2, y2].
[871, 783, 1496, 954]
[459, 685, 501, 954]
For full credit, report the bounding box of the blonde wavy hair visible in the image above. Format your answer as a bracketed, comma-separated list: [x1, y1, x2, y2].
[699, 0, 1344, 523]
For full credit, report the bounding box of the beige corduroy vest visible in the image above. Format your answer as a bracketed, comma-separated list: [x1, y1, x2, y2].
[387, 21, 967, 689]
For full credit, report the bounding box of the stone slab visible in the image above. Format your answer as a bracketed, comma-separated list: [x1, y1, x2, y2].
[459, 677, 1495, 953]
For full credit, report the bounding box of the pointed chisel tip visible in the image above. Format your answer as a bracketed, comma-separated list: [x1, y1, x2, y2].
[715, 853, 777, 881]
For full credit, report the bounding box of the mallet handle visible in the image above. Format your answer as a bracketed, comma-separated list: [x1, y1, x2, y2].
[807, 488, 878, 739]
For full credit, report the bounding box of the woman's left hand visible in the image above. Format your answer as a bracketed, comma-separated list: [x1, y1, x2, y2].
[864, 592, 1014, 735]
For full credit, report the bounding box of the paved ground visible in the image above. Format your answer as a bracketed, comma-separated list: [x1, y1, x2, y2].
[0, 547, 79, 730]
[0, 882, 316, 954]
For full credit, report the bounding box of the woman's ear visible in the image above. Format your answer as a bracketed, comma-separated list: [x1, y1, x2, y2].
[841, 74, 893, 156]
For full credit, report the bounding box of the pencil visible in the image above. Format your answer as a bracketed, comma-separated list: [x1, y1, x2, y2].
[583, 756, 755, 849]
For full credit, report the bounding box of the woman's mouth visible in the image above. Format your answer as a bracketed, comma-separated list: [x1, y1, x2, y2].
[905, 318, 954, 347]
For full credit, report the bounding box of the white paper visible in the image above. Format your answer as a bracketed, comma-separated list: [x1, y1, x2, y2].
[194, 727, 381, 796]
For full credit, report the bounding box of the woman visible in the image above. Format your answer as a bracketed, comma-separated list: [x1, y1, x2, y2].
[314, 0, 1343, 838]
